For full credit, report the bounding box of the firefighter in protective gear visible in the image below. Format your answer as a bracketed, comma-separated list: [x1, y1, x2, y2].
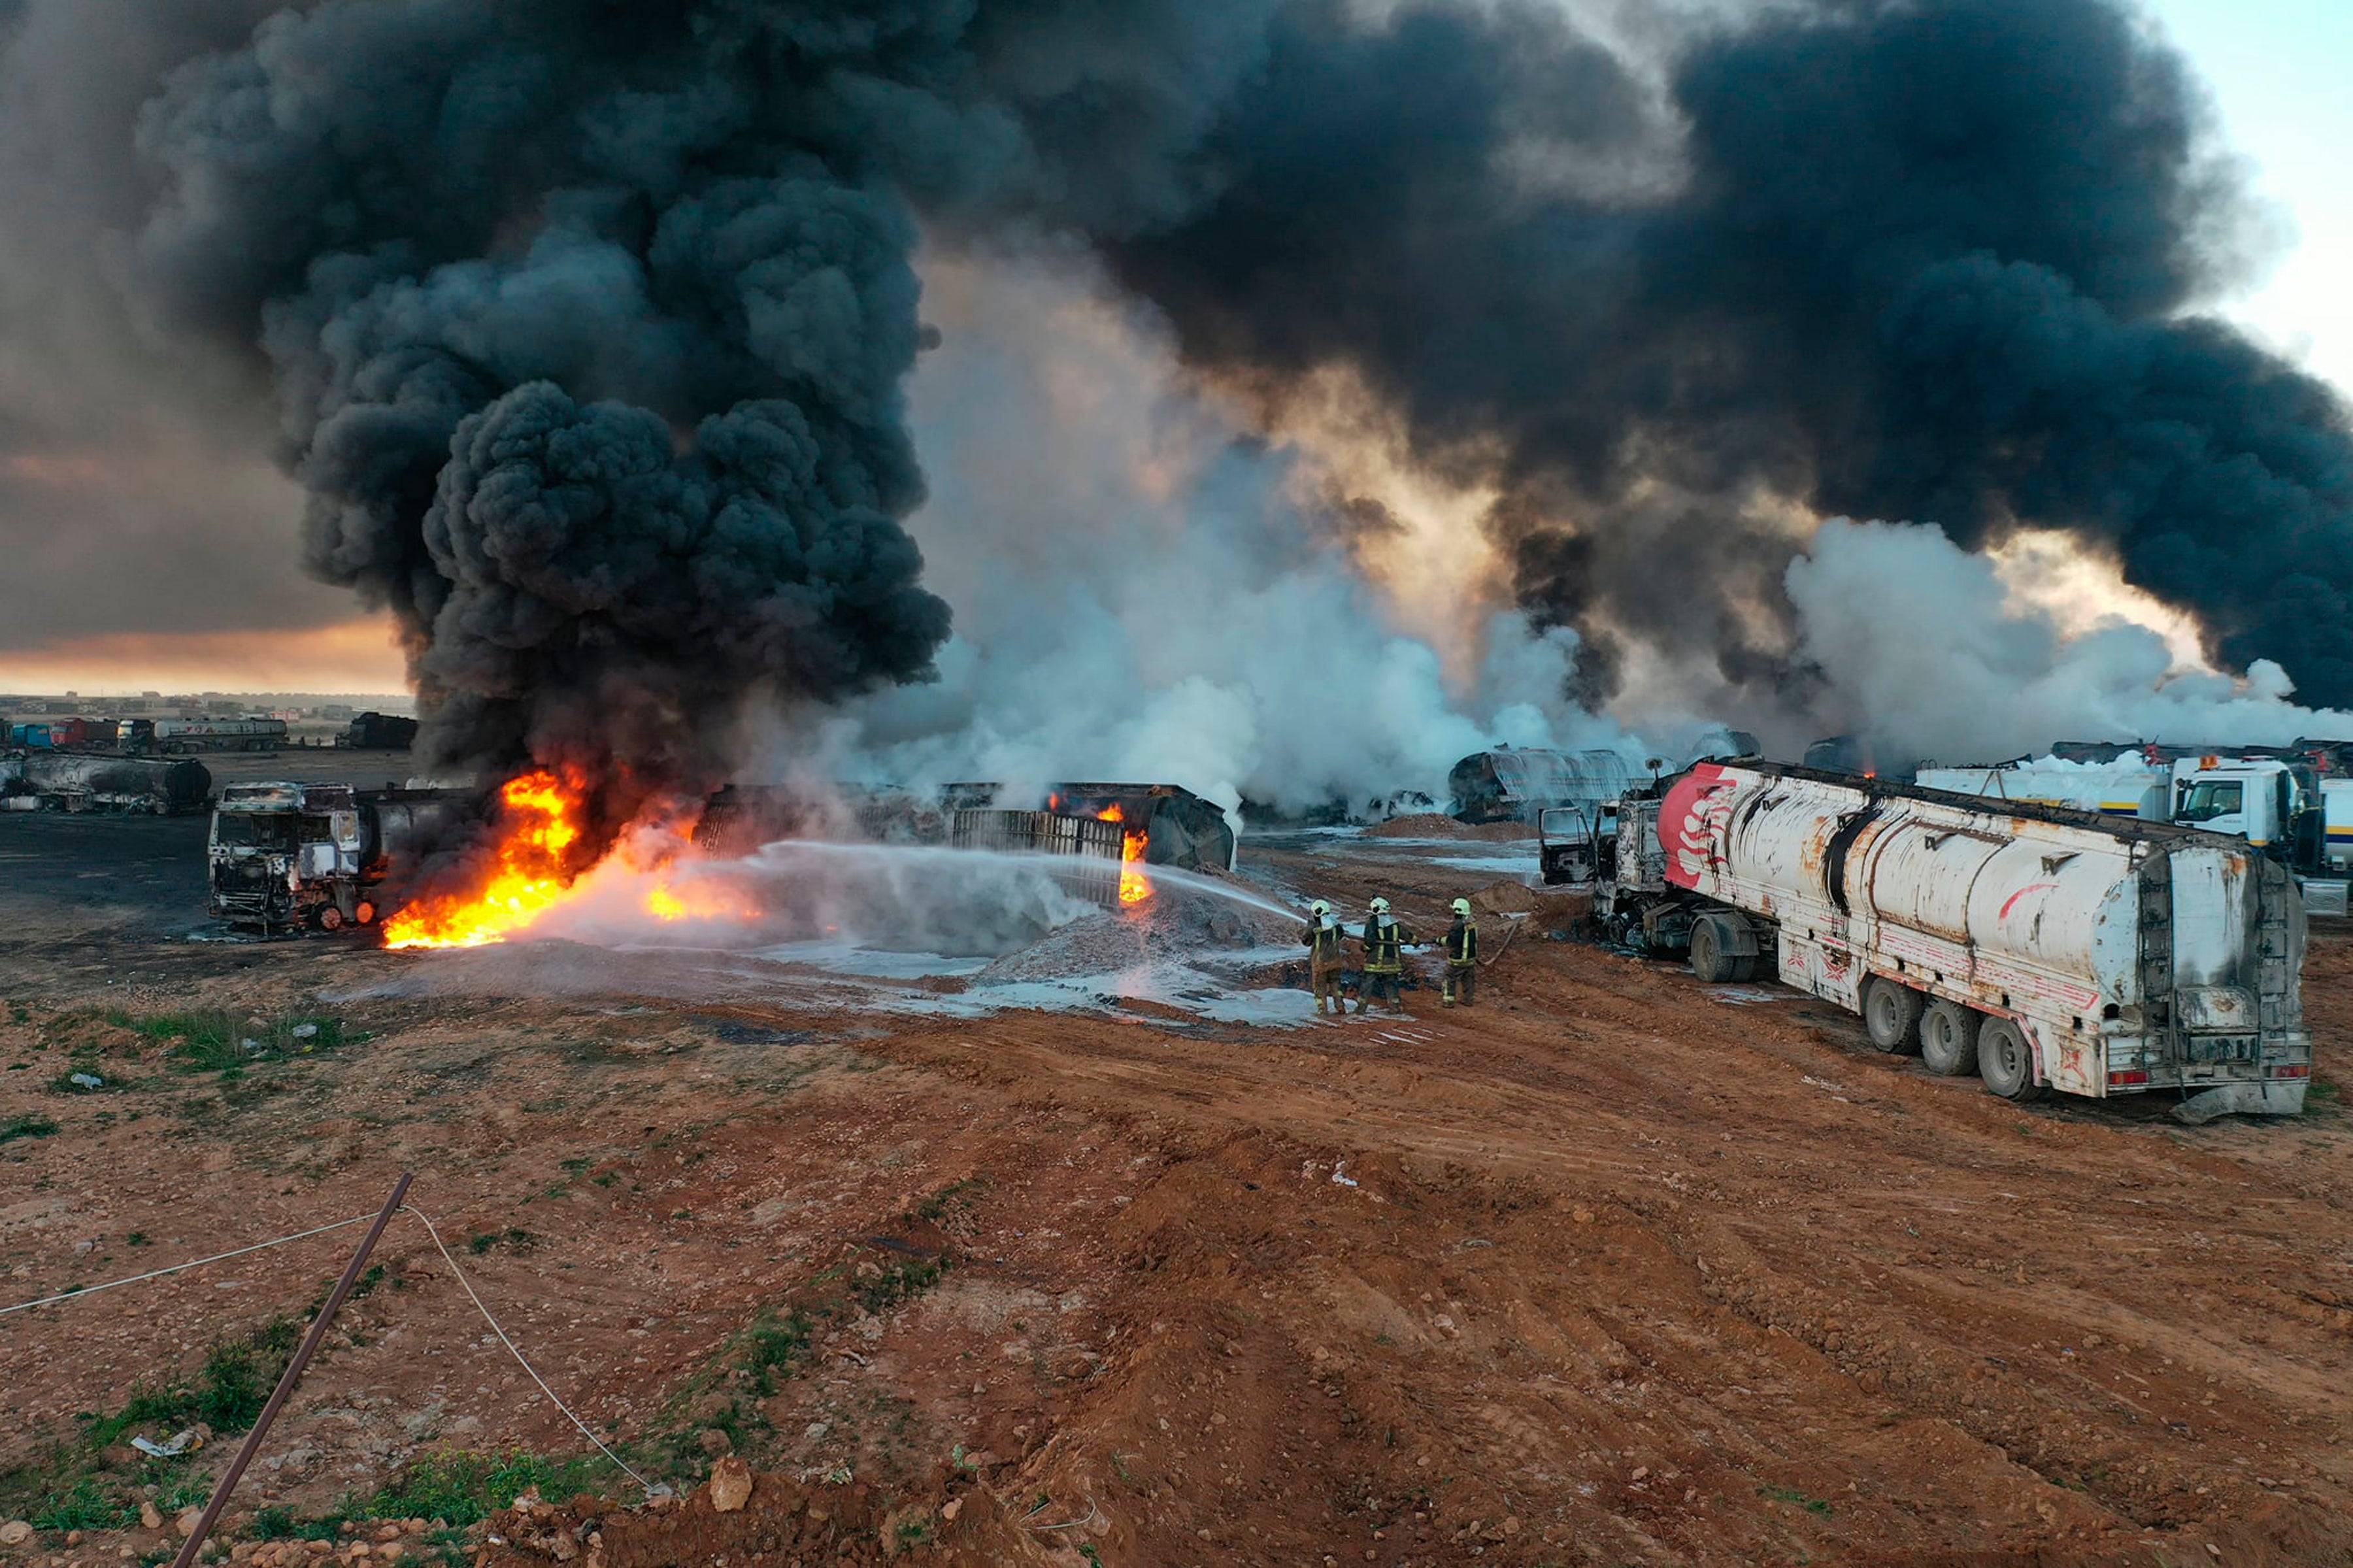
[1443, 896, 1478, 1007]
[1303, 899, 1348, 1015]
[1358, 897, 1412, 1013]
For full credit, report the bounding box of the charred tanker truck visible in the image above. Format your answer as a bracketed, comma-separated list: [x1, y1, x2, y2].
[1561, 761, 2310, 1120]
[209, 782, 475, 934]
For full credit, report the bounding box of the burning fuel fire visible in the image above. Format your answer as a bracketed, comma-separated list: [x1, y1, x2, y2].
[382, 769, 587, 949]
[643, 879, 760, 923]
[383, 772, 767, 948]
[1095, 804, 1153, 905]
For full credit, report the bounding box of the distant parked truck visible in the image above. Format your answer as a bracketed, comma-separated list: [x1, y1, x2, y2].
[338, 711, 418, 750]
[7, 754, 211, 814]
[145, 716, 288, 754]
[6, 718, 118, 750]
[1560, 761, 2311, 1120]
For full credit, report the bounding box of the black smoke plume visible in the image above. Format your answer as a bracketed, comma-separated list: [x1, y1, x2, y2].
[113, 0, 1297, 837]
[67, 0, 2353, 824]
[1102, 0, 2353, 712]
[122, 3, 974, 833]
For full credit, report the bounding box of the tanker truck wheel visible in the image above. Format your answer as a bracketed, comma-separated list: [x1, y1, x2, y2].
[315, 905, 345, 933]
[1977, 1018, 2048, 1101]
[354, 900, 376, 926]
[1861, 978, 1924, 1054]
[1688, 916, 1737, 984]
[1918, 1000, 1981, 1077]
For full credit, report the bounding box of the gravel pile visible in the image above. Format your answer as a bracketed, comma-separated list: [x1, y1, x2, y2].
[972, 892, 1297, 987]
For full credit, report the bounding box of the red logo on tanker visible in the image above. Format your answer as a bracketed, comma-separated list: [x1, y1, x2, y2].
[1661, 763, 1737, 890]
[1998, 882, 2058, 920]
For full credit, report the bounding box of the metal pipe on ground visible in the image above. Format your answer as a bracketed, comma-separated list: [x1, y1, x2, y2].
[170, 1171, 414, 1568]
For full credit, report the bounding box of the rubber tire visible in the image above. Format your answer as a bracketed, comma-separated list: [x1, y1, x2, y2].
[1862, 978, 1924, 1054]
[354, 901, 376, 927]
[1978, 1017, 2048, 1101]
[316, 906, 344, 932]
[1919, 999, 1981, 1077]
[1690, 916, 1737, 984]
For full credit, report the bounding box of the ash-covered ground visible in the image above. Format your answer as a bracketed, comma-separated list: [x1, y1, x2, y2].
[6, 812, 2353, 1567]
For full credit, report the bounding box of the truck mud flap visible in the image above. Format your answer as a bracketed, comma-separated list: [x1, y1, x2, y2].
[2171, 1080, 2308, 1124]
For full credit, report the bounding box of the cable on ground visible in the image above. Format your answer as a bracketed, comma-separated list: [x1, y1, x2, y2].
[3, 1198, 661, 1500]
[0, 1213, 380, 1317]
[402, 1204, 660, 1496]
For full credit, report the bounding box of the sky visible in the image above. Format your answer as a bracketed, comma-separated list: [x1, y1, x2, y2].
[2146, 0, 2353, 395]
[0, 0, 2347, 697]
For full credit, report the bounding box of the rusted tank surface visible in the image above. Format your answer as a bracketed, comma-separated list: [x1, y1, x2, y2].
[17, 754, 212, 813]
[1039, 783, 1236, 873]
[1448, 748, 1645, 824]
[1660, 761, 2309, 1112]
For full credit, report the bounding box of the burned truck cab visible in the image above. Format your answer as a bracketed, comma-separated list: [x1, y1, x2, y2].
[209, 782, 375, 933]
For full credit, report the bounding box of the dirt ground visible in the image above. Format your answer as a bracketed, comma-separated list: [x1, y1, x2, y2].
[5, 816, 2353, 1567]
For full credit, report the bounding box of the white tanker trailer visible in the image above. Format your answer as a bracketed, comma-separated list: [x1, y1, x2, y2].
[1575, 761, 2311, 1120]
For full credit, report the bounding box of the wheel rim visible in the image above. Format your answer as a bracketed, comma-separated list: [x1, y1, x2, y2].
[1922, 1010, 1954, 1068]
[1992, 1029, 2026, 1091]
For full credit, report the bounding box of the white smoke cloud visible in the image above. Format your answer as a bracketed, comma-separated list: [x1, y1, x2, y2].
[1786, 517, 2353, 763]
[790, 245, 1653, 815]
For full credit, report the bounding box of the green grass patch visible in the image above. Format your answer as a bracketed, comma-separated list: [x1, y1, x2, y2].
[86, 1316, 301, 1444]
[29, 1478, 139, 1533]
[907, 1176, 987, 1227]
[743, 1310, 814, 1398]
[367, 1449, 611, 1527]
[467, 1227, 537, 1256]
[100, 1010, 348, 1078]
[852, 1254, 946, 1315]
[248, 1506, 301, 1541]
[1758, 1484, 1834, 1516]
[1, 1112, 58, 1144]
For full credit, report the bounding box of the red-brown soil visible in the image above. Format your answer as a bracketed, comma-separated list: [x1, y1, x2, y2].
[5, 827, 2353, 1567]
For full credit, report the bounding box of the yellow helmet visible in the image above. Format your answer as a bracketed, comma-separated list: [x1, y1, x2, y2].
[1452, 897, 1471, 916]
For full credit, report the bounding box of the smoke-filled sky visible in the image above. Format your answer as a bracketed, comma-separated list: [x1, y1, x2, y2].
[3, 0, 2352, 809]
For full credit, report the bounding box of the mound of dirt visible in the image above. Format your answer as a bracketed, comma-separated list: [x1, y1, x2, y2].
[479, 1464, 1020, 1568]
[1362, 812, 1529, 842]
[1469, 879, 1538, 916]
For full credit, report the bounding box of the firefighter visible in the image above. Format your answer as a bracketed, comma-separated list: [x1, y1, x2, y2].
[1442, 896, 1478, 1007]
[1358, 897, 1412, 1013]
[1303, 899, 1348, 1015]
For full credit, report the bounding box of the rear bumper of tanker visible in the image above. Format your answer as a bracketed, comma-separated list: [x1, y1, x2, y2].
[2091, 1027, 2311, 1115]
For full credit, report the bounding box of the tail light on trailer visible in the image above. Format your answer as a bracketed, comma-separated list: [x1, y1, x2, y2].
[2269, 1063, 2311, 1079]
[2107, 1069, 2150, 1087]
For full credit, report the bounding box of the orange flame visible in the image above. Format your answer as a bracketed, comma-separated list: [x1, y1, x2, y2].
[1095, 804, 1152, 905]
[382, 769, 588, 949]
[643, 878, 760, 923]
